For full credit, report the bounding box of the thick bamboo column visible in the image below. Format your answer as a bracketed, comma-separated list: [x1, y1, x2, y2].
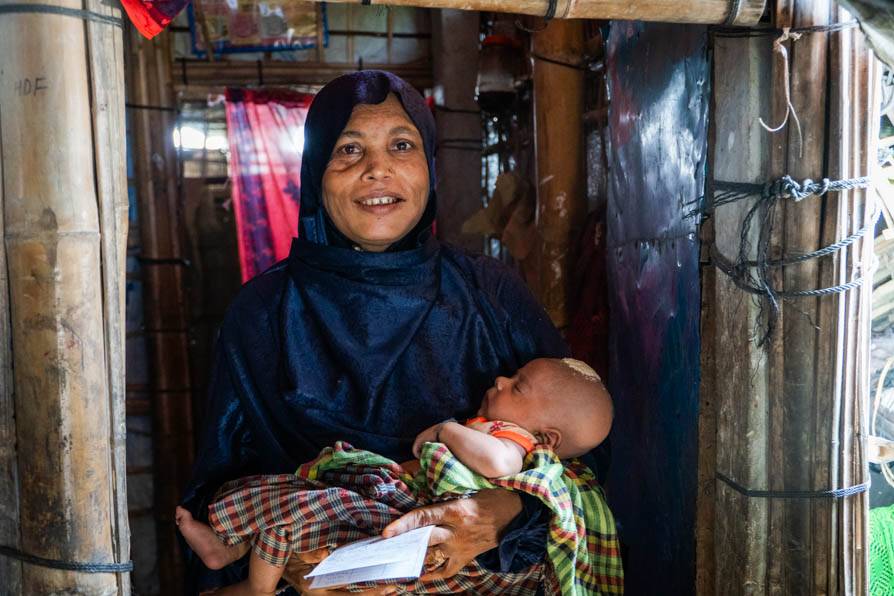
[303, 0, 766, 26]
[532, 20, 586, 328]
[0, 0, 130, 593]
[703, 1, 878, 593]
[125, 27, 195, 592]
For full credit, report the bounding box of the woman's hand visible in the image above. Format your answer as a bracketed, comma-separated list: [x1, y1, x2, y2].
[381, 489, 523, 580]
[282, 548, 397, 595]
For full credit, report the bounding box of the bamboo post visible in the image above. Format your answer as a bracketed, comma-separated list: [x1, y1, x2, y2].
[302, 0, 766, 26]
[126, 27, 195, 591]
[532, 19, 586, 328]
[0, 0, 130, 593]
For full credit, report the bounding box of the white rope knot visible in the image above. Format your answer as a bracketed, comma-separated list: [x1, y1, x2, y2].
[758, 27, 804, 157]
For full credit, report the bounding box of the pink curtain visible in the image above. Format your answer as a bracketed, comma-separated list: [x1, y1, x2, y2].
[225, 88, 313, 282]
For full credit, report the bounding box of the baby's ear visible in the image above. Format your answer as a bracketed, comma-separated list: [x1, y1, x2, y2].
[539, 428, 562, 451]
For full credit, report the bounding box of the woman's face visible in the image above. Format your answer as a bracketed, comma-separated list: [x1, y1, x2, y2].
[321, 94, 430, 252]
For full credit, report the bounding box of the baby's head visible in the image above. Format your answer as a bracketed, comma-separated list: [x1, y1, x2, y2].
[477, 358, 612, 459]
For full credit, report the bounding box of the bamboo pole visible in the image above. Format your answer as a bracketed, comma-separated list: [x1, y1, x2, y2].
[532, 20, 586, 328]
[126, 27, 195, 592]
[303, 0, 765, 25]
[0, 0, 129, 593]
[0, 70, 22, 594]
[826, 8, 878, 591]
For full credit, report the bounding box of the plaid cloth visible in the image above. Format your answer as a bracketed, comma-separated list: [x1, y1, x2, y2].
[208, 441, 623, 595]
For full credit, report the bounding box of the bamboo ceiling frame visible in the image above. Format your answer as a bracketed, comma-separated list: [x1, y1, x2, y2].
[300, 0, 766, 26]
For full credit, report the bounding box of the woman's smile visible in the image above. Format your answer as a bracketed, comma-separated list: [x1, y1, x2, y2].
[321, 94, 430, 252]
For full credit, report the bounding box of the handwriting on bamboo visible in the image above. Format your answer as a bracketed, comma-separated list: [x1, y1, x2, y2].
[15, 78, 48, 97]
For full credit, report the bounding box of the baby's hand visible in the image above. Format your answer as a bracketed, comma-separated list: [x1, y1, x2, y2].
[412, 422, 444, 458]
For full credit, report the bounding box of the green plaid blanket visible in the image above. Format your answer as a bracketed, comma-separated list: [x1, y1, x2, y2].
[304, 441, 624, 595]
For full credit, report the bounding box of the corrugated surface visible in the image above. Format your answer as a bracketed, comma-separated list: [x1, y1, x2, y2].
[604, 21, 707, 595]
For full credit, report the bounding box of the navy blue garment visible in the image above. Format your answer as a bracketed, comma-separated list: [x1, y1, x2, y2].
[180, 71, 568, 593]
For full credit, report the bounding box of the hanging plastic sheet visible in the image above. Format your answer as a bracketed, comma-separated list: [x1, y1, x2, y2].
[224, 88, 312, 282]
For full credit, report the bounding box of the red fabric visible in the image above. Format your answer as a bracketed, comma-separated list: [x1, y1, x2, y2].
[224, 88, 313, 282]
[120, 0, 185, 38]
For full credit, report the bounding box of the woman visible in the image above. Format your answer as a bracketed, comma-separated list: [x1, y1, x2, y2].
[181, 70, 568, 594]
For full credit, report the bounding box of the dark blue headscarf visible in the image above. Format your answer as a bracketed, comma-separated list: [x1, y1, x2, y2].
[181, 71, 567, 593]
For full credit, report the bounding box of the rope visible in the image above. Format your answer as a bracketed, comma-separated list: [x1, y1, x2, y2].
[758, 28, 804, 157]
[710, 20, 860, 39]
[0, 545, 133, 573]
[699, 175, 874, 345]
[717, 471, 870, 499]
[0, 3, 123, 27]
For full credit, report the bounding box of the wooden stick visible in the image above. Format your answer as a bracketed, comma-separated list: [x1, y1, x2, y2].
[0, 1, 124, 592]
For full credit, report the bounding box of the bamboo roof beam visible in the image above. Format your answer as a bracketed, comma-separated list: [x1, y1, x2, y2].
[298, 0, 766, 26]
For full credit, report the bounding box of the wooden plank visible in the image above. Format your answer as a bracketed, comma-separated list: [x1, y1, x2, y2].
[707, 33, 773, 595]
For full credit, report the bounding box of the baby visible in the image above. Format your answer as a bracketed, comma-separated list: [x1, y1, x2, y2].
[176, 357, 612, 596]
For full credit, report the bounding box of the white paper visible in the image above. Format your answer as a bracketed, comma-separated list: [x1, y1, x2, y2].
[305, 526, 434, 590]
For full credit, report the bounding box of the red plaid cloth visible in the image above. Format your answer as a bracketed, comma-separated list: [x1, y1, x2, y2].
[208, 458, 543, 594]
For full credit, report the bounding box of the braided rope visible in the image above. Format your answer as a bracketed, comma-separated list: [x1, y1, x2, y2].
[717, 471, 870, 499]
[701, 174, 874, 345]
[0, 545, 133, 573]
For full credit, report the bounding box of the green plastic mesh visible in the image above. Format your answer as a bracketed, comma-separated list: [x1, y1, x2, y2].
[871, 504, 894, 595]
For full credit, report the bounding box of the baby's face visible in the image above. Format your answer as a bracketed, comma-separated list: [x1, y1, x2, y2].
[477, 360, 553, 431]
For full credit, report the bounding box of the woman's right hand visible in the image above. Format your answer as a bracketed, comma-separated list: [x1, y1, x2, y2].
[282, 549, 398, 596]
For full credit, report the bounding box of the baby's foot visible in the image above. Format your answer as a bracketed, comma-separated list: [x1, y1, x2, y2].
[175, 506, 248, 570]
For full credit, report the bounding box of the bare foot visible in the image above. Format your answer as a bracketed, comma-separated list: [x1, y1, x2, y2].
[175, 506, 248, 570]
